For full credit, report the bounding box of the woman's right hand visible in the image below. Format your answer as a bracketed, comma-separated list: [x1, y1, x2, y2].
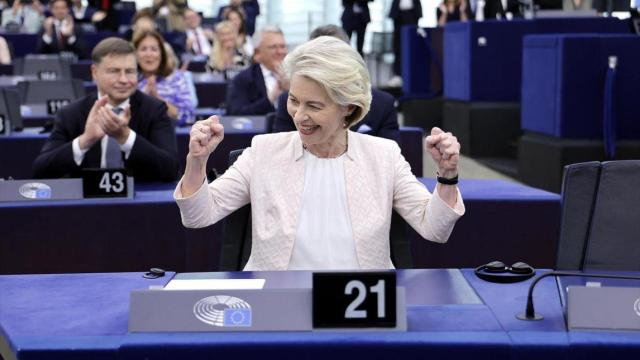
[188, 116, 225, 161]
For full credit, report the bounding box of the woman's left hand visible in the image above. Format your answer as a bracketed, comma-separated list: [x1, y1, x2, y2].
[426, 127, 460, 179]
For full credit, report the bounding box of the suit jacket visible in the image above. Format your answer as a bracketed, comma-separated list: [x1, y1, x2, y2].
[33, 90, 179, 183]
[273, 89, 400, 144]
[225, 63, 274, 115]
[341, 0, 373, 27]
[175, 131, 465, 271]
[36, 23, 89, 59]
[389, 0, 423, 22]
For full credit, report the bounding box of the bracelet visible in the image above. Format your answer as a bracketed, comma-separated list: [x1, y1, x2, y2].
[436, 172, 459, 185]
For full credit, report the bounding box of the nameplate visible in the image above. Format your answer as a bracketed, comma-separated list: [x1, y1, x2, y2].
[568, 286, 640, 331]
[38, 70, 58, 80]
[313, 272, 397, 329]
[46, 99, 70, 115]
[82, 169, 133, 199]
[129, 287, 406, 332]
[0, 177, 134, 202]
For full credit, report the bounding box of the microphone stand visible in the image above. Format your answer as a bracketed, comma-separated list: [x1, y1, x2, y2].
[517, 271, 640, 321]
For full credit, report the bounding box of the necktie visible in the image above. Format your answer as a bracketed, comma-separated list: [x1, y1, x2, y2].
[193, 31, 202, 54]
[56, 22, 65, 51]
[105, 107, 124, 168]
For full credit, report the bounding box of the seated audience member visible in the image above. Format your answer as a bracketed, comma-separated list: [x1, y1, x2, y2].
[36, 0, 89, 59]
[274, 24, 399, 143]
[221, 6, 253, 57]
[225, 26, 288, 115]
[152, 0, 188, 32]
[33, 37, 179, 183]
[437, 0, 470, 26]
[175, 36, 465, 271]
[71, 0, 97, 23]
[123, 8, 157, 41]
[217, 0, 260, 36]
[0, 35, 10, 64]
[1, 0, 45, 33]
[206, 21, 250, 80]
[184, 8, 213, 57]
[134, 30, 195, 126]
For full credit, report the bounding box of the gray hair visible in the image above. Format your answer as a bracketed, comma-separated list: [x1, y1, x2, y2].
[252, 25, 284, 49]
[282, 36, 371, 126]
[309, 24, 349, 43]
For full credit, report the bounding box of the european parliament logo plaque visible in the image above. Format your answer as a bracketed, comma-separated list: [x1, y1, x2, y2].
[129, 273, 406, 332]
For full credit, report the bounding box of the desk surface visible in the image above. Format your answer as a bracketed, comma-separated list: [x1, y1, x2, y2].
[3, 269, 636, 360]
[0, 269, 553, 359]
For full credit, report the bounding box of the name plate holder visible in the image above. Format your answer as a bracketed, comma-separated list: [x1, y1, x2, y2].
[128, 277, 406, 332]
[568, 286, 640, 331]
[0, 176, 134, 202]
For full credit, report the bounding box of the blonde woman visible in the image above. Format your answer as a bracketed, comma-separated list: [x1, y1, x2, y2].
[206, 21, 250, 79]
[175, 36, 465, 271]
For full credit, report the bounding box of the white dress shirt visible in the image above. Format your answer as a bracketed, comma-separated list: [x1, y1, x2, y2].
[42, 18, 77, 45]
[71, 97, 136, 167]
[260, 64, 278, 104]
[187, 27, 211, 55]
[288, 151, 359, 270]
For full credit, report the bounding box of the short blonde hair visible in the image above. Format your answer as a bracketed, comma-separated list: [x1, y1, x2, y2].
[282, 36, 371, 126]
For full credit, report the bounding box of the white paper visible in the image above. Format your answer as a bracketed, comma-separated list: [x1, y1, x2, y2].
[163, 278, 265, 290]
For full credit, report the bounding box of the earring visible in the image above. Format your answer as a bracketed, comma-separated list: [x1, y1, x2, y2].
[343, 121, 348, 128]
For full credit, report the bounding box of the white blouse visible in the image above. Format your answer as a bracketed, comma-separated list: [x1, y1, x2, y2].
[288, 151, 360, 270]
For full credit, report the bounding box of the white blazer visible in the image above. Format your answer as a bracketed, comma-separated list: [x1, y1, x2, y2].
[175, 131, 465, 270]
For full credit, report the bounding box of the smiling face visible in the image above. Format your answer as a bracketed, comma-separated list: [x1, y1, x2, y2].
[50, 0, 69, 21]
[92, 54, 138, 105]
[254, 32, 287, 72]
[136, 35, 162, 75]
[288, 74, 352, 153]
[216, 25, 238, 49]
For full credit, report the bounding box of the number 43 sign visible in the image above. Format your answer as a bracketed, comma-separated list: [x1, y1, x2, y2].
[312, 272, 397, 328]
[82, 169, 128, 198]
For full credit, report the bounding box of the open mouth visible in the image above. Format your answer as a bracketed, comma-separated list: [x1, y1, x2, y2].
[298, 124, 319, 135]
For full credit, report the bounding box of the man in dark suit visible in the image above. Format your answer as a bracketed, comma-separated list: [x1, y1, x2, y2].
[33, 37, 178, 183]
[341, 0, 373, 56]
[225, 26, 288, 115]
[36, 0, 89, 59]
[273, 24, 400, 143]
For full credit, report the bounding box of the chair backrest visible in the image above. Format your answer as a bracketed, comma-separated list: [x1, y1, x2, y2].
[218, 148, 413, 270]
[556, 160, 640, 271]
[219, 149, 253, 271]
[17, 79, 85, 105]
[265, 112, 276, 133]
[14, 54, 73, 80]
[0, 88, 22, 132]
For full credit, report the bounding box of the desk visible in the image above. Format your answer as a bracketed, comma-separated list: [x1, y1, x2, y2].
[2, 269, 638, 360]
[0, 179, 559, 275]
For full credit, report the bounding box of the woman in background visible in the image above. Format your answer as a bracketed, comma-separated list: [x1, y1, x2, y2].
[134, 30, 195, 126]
[206, 21, 250, 80]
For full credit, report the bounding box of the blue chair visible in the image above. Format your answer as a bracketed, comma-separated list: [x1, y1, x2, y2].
[556, 161, 640, 271]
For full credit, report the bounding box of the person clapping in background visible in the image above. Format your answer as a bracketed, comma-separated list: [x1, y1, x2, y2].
[134, 30, 195, 126]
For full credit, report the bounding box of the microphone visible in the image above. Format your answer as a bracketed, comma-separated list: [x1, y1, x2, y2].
[516, 271, 640, 321]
